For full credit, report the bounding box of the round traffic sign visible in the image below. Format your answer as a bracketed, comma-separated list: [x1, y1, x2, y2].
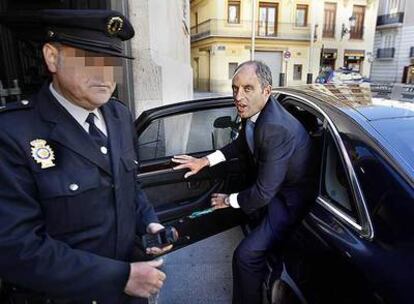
[283, 50, 291, 60]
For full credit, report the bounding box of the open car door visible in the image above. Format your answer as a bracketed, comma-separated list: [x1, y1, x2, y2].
[135, 97, 247, 253]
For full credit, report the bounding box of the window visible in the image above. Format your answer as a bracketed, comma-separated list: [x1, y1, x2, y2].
[229, 62, 238, 79]
[258, 3, 278, 36]
[138, 107, 238, 161]
[382, 32, 395, 48]
[228, 1, 241, 24]
[321, 131, 356, 217]
[323, 2, 336, 38]
[387, 0, 400, 14]
[350, 5, 365, 39]
[293, 64, 303, 80]
[295, 4, 308, 27]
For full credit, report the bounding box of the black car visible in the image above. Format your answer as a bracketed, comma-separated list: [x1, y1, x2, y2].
[135, 84, 414, 304]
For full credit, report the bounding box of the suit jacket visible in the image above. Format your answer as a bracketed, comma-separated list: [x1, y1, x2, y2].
[0, 83, 158, 303]
[221, 95, 312, 217]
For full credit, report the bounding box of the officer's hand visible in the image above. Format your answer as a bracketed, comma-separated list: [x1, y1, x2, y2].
[171, 155, 209, 178]
[146, 223, 176, 255]
[124, 259, 166, 298]
[211, 193, 230, 210]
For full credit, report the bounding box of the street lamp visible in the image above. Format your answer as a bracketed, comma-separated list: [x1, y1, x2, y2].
[341, 16, 356, 39]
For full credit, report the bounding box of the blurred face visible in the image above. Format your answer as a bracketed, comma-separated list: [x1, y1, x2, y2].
[232, 65, 271, 119]
[43, 43, 123, 110]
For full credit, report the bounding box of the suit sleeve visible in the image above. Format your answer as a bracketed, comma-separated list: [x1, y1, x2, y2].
[237, 123, 295, 214]
[130, 113, 159, 235]
[0, 130, 130, 300]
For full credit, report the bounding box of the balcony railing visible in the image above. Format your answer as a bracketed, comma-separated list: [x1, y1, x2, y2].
[377, 48, 395, 59]
[376, 12, 404, 26]
[410, 47, 414, 58]
[191, 19, 311, 42]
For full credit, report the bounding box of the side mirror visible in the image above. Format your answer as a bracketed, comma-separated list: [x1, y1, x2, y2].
[214, 116, 233, 128]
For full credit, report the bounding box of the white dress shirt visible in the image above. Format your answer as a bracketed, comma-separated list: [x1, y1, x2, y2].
[49, 83, 107, 136]
[206, 111, 261, 208]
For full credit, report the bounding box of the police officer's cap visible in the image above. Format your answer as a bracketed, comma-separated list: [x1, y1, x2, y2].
[0, 9, 135, 59]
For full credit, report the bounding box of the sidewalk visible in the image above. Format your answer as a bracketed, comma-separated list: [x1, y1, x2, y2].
[158, 227, 243, 304]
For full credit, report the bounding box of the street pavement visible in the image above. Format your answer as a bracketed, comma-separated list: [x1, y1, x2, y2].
[158, 227, 244, 304]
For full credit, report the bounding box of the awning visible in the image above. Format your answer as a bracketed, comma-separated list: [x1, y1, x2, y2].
[322, 48, 337, 59]
[344, 49, 365, 59]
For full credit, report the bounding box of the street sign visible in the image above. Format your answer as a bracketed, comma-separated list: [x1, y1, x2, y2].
[283, 50, 291, 60]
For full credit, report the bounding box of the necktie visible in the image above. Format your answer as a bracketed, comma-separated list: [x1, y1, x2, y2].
[86, 113, 108, 154]
[245, 119, 255, 154]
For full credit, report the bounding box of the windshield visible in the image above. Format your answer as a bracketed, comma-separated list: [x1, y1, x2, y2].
[371, 117, 414, 178]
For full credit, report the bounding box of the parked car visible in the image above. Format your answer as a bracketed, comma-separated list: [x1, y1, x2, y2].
[135, 84, 414, 304]
[316, 68, 367, 84]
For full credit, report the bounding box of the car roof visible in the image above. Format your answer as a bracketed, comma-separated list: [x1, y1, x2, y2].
[276, 84, 414, 185]
[279, 84, 414, 121]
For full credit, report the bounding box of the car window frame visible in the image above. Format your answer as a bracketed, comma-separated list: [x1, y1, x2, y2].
[274, 90, 374, 240]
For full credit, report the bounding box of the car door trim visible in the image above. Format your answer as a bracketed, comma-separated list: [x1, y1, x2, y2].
[274, 90, 374, 240]
[316, 196, 362, 231]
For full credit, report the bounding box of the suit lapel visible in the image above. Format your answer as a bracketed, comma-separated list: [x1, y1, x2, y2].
[252, 96, 276, 161]
[39, 85, 112, 175]
[101, 104, 122, 178]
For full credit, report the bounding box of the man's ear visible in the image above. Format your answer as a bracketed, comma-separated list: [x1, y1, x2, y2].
[263, 84, 272, 98]
[42, 43, 60, 73]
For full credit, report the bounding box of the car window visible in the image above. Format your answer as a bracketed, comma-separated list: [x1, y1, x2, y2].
[138, 107, 238, 161]
[321, 130, 358, 219]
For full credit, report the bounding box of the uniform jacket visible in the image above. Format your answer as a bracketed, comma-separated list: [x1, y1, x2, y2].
[221, 95, 312, 217]
[0, 83, 158, 303]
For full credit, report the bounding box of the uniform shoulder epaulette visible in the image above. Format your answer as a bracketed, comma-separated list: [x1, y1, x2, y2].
[109, 96, 128, 108]
[0, 99, 33, 114]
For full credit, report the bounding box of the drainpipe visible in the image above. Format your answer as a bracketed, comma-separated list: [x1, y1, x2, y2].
[251, 0, 256, 60]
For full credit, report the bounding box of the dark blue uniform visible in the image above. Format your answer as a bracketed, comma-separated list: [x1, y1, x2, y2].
[0, 83, 158, 303]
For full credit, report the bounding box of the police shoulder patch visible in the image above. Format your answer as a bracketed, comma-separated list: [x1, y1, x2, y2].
[0, 99, 33, 113]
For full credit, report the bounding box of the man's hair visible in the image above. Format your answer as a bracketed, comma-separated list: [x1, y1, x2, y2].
[234, 60, 272, 89]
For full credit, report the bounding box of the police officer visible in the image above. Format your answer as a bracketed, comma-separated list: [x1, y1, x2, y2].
[0, 9, 170, 304]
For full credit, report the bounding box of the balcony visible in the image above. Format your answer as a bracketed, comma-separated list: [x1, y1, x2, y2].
[376, 12, 404, 27]
[191, 19, 311, 42]
[376, 48, 395, 59]
[410, 47, 414, 58]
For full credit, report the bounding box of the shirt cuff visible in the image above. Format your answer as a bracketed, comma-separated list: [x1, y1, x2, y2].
[229, 193, 240, 209]
[206, 150, 226, 167]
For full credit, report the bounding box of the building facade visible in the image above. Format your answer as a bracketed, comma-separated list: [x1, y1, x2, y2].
[191, 0, 313, 92]
[370, 0, 414, 84]
[190, 0, 378, 93]
[314, 0, 378, 78]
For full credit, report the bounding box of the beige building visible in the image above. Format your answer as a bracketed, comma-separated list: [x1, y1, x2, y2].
[191, 0, 313, 92]
[190, 0, 378, 93]
[314, 0, 379, 78]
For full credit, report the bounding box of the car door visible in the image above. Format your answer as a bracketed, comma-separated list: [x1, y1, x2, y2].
[135, 97, 247, 252]
[276, 93, 377, 304]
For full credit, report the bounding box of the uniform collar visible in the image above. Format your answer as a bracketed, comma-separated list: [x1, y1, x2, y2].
[49, 83, 102, 126]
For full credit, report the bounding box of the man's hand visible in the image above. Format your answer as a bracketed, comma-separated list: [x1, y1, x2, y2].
[124, 259, 166, 298]
[211, 193, 230, 210]
[145, 223, 175, 255]
[171, 155, 209, 178]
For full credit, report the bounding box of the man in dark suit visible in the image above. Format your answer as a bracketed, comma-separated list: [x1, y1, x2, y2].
[173, 60, 312, 304]
[0, 9, 170, 304]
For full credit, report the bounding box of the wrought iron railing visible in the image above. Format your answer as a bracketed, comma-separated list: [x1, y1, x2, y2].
[376, 48, 395, 59]
[191, 19, 311, 42]
[376, 12, 404, 26]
